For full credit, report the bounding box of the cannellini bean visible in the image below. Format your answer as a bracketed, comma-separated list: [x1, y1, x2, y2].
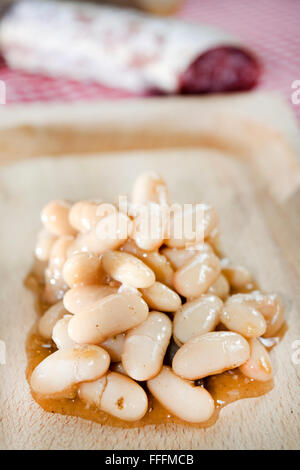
[172, 331, 250, 380]
[35, 229, 57, 261]
[208, 274, 230, 300]
[30, 345, 110, 397]
[173, 295, 223, 346]
[102, 251, 155, 288]
[41, 200, 76, 236]
[63, 285, 118, 314]
[38, 300, 69, 339]
[68, 293, 149, 344]
[43, 235, 75, 304]
[63, 252, 102, 288]
[147, 366, 214, 423]
[131, 205, 165, 251]
[140, 282, 181, 313]
[122, 312, 172, 381]
[101, 334, 126, 362]
[121, 239, 173, 287]
[221, 295, 267, 338]
[206, 227, 222, 254]
[69, 201, 102, 233]
[162, 243, 213, 270]
[247, 292, 285, 338]
[95, 212, 132, 249]
[131, 171, 169, 205]
[49, 235, 75, 272]
[165, 204, 218, 248]
[239, 338, 273, 382]
[79, 372, 148, 421]
[43, 270, 69, 305]
[173, 252, 221, 298]
[52, 315, 76, 349]
[67, 211, 131, 256]
[222, 261, 253, 290]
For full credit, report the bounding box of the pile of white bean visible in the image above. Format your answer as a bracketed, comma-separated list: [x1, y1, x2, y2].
[30, 171, 285, 424]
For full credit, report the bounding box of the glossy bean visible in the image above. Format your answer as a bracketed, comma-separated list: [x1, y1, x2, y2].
[172, 331, 250, 380]
[173, 252, 221, 298]
[122, 312, 172, 380]
[35, 229, 57, 261]
[52, 315, 76, 349]
[102, 251, 155, 288]
[41, 200, 76, 236]
[63, 285, 118, 314]
[147, 366, 214, 423]
[38, 300, 69, 339]
[63, 252, 102, 288]
[30, 345, 110, 397]
[79, 372, 148, 421]
[101, 334, 126, 362]
[221, 294, 267, 338]
[121, 239, 174, 287]
[131, 171, 169, 205]
[239, 338, 273, 382]
[140, 282, 181, 313]
[68, 293, 149, 344]
[173, 295, 223, 345]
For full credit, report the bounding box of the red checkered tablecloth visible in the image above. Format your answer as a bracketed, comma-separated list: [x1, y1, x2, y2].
[0, 0, 299, 119]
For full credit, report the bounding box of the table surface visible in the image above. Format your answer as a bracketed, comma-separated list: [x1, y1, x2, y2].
[0, 0, 300, 121]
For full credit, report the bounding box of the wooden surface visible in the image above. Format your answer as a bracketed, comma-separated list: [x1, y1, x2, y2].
[0, 93, 299, 449]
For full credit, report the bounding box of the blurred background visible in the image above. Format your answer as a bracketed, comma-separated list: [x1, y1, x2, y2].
[0, 0, 299, 120]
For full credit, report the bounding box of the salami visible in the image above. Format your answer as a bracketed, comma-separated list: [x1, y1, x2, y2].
[0, 0, 259, 94]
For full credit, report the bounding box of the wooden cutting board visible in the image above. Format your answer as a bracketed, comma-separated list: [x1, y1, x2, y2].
[0, 93, 299, 449]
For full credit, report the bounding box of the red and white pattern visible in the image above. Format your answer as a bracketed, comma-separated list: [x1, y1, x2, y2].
[0, 0, 299, 119]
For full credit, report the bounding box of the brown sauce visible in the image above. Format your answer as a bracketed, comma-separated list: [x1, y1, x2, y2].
[25, 267, 285, 429]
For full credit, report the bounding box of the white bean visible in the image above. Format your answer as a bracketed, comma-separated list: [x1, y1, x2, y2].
[67, 211, 131, 256]
[165, 204, 218, 248]
[52, 315, 76, 350]
[131, 171, 169, 205]
[63, 285, 118, 314]
[69, 201, 102, 233]
[68, 293, 149, 344]
[43, 235, 75, 304]
[162, 243, 213, 270]
[140, 282, 181, 313]
[121, 239, 174, 287]
[208, 274, 230, 301]
[122, 312, 172, 381]
[221, 294, 267, 338]
[147, 366, 215, 423]
[102, 251, 155, 288]
[222, 261, 253, 290]
[173, 295, 223, 345]
[79, 372, 148, 421]
[38, 300, 69, 339]
[239, 338, 273, 382]
[63, 252, 102, 288]
[173, 252, 221, 298]
[35, 229, 57, 261]
[30, 345, 110, 397]
[101, 334, 126, 362]
[41, 200, 76, 236]
[172, 331, 250, 380]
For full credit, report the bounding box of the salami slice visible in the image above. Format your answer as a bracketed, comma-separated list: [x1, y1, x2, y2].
[0, 0, 259, 94]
